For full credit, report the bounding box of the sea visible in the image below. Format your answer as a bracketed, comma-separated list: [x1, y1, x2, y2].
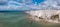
[0, 11, 60, 27]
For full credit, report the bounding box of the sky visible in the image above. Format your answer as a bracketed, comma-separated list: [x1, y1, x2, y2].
[0, 0, 45, 11]
[32, 0, 45, 5]
[0, 0, 60, 11]
[0, 0, 45, 5]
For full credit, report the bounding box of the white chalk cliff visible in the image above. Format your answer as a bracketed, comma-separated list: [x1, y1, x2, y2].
[26, 10, 60, 24]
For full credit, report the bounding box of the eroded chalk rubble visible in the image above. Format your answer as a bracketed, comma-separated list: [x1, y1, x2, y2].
[26, 10, 60, 24]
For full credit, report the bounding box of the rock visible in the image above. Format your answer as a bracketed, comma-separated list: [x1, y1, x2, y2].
[26, 10, 60, 24]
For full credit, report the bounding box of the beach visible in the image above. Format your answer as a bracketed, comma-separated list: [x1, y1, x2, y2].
[0, 11, 60, 27]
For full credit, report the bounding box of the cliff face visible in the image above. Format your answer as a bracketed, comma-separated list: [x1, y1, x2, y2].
[26, 10, 60, 24]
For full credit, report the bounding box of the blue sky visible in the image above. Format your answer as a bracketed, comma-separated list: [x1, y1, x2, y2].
[16, 0, 45, 5]
[0, 0, 45, 11]
[32, 0, 45, 5]
[0, 0, 45, 5]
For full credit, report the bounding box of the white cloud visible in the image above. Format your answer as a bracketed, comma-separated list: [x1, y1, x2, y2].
[27, 0, 60, 10]
[0, 0, 60, 10]
[39, 0, 60, 10]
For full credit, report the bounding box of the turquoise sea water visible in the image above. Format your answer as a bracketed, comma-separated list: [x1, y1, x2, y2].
[0, 11, 60, 27]
[0, 12, 40, 27]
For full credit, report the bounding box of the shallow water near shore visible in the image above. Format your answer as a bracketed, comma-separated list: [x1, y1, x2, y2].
[0, 12, 60, 27]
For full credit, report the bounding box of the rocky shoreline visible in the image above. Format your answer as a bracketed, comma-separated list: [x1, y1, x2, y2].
[26, 10, 60, 25]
